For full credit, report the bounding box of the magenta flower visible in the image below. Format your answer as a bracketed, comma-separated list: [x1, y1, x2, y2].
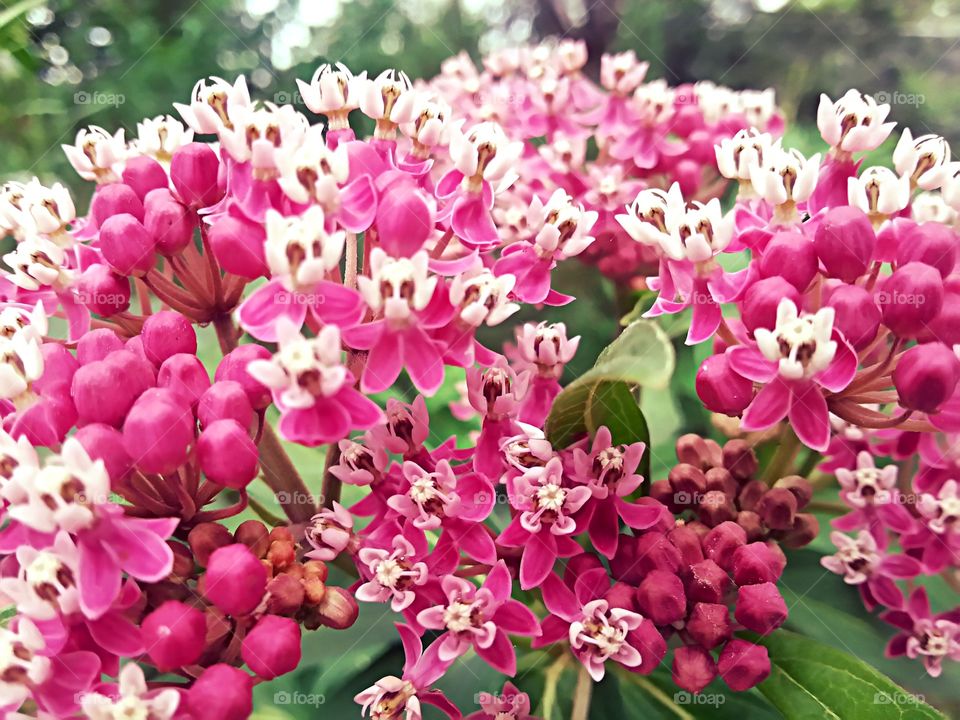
[466, 361, 526, 480]
[305, 502, 355, 561]
[831, 451, 916, 538]
[901, 479, 960, 571]
[821, 531, 923, 611]
[416, 562, 540, 675]
[509, 321, 579, 427]
[881, 588, 960, 677]
[356, 533, 431, 613]
[465, 681, 538, 720]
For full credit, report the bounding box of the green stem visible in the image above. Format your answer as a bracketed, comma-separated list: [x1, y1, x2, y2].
[539, 655, 569, 719]
[763, 428, 801, 483]
[571, 664, 593, 720]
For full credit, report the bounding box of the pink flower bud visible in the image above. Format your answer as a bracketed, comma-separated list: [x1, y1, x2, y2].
[898, 222, 957, 277]
[158, 353, 211, 409]
[142, 600, 206, 671]
[122, 155, 169, 201]
[198, 380, 254, 430]
[241, 615, 301, 679]
[686, 602, 732, 649]
[698, 489, 738, 526]
[71, 361, 138, 427]
[667, 524, 705, 566]
[35, 344, 78, 397]
[611, 533, 683, 583]
[198, 419, 258, 489]
[718, 638, 771, 691]
[203, 543, 267, 616]
[123, 388, 195, 474]
[142, 311, 198, 366]
[145, 196, 196, 255]
[77, 264, 131, 317]
[672, 159, 702, 197]
[207, 214, 268, 279]
[685, 559, 730, 604]
[734, 582, 787, 634]
[773, 475, 812, 507]
[702, 521, 747, 570]
[696, 353, 753, 416]
[189, 522, 234, 566]
[605, 581, 639, 612]
[75, 423, 132, 482]
[76, 328, 125, 365]
[732, 542, 786, 585]
[187, 664, 253, 720]
[759, 231, 818, 292]
[215, 344, 272, 409]
[722, 440, 757, 480]
[629, 619, 668, 675]
[100, 213, 156, 277]
[893, 342, 960, 413]
[879, 262, 943, 338]
[737, 480, 767, 512]
[755, 487, 798, 530]
[814, 206, 876, 282]
[170, 143, 224, 209]
[926, 278, 960, 345]
[635, 569, 686, 625]
[103, 349, 157, 398]
[266, 573, 305, 615]
[741, 276, 801, 334]
[313, 585, 360, 630]
[91, 183, 144, 226]
[826, 284, 881, 350]
[672, 645, 717, 693]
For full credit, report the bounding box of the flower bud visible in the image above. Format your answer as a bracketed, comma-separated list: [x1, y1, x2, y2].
[649, 479, 677, 510]
[266, 573, 305, 615]
[104, 349, 157, 399]
[675, 433, 722, 469]
[737, 480, 767, 512]
[669, 463, 707, 502]
[234, 520, 270, 557]
[755, 487, 798, 530]
[780, 513, 819, 548]
[207, 214, 268, 279]
[826, 284, 881, 350]
[926, 279, 960, 345]
[198, 419, 259, 489]
[91, 183, 144, 226]
[628, 619, 668, 675]
[635, 569, 686, 625]
[696, 353, 754, 417]
[612, 533, 682, 583]
[76, 328, 125, 365]
[735, 582, 788, 634]
[99, 213, 156, 276]
[721, 440, 758, 481]
[732, 542, 786, 585]
[772, 475, 813, 508]
[241, 615, 301, 680]
[122, 388, 195, 474]
[702, 521, 746, 570]
[145, 196, 196, 255]
[71, 361, 138, 427]
[189, 522, 234, 566]
[142, 311, 198, 366]
[204, 544, 267, 616]
[686, 602, 732, 649]
[77, 265, 131, 317]
[698, 489, 738, 526]
[898, 222, 957, 277]
[718, 639, 771, 691]
[759, 231, 818, 291]
[742, 276, 801, 334]
[158, 353, 210, 409]
[704, 468, 736, 496]
[667, 524, 704, 566]
[34, 344, 78, 395]
[215, 344, 273, 409]
[605, 581, 639, 612]
[171, 142, 224, 209]
[672, 646, 718, 694]
[75, 423, 132, 482]
[187, 664, 253, 720]
[685, 559, 730, 604]
[814, 206, 876, 282]
[312, 585, 359, 629]
[198, 381, 254, 431]
[879, 262, 943, 338]
[122, 155, 169, 201]
[893, 342, 960, 414]
[737, 510, 765, 542]
[672, 159, 702, 197]
[142, 600, 206, 671]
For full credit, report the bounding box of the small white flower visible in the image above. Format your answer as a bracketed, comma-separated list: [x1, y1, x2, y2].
[61, 126, 126, 183]
[817, 90, 896, 153]
[357, 249, 437, 325]
[893, 128, 952, 190]
[848, 166, 911, 216]
[174, 75, 251, 134]
[135, 114, 193, 162]
[749, 145, 821, 206]
[296, 62, 367, 124]
[662, 198, 733, 262]
[715, 129, 777, 182]
[616, 184, 685, 249]
[755, 299, 837, 380]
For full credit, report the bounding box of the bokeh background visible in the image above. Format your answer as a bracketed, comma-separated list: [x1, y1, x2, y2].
[2, 1, 960, 717]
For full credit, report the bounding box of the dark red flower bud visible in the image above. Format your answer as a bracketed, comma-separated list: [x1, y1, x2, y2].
[722, 440, 758, 481]
[675, 434, 721, 469]
[669, 463, 707, 506]
[612, 533, 682, 583]
[685, 559, 730, 604]
[893, 342, 960, 414]
[732, 542, 786, 585]
[605, 581, 639, 612]
[773, 475, 813, 508]
[696, 353, 754, 417]
[756, 487, 798, 530]
[736, 510, 765, 542]
[636, 569, 686, 625]
[142, 600, 206, 671]
[672, 645, 718, 693]
[704, 467, 737, 496]
[686, 602, 732, 649]
[187, 664, 253, 720]
[649, 479, 677, 510]
[735, 582, 788, 634]
[737, 480, 768, 512]
[188, 522, 234, 566]
[241, 615, 301, 679]
[814, 206, 876, 282]
[698, 489, 738, 526]
[314, 585, 360, 629]
[760, 230, 818, 291]
[718, 639, 771, 691]
[626, 619, 667, 675]
[266, 573, 305, 615]
[667, 524, 704, 566]
[234, 520, 270, 557]
[779, 513, 820, 548]
[879, 262, 944, 338]
[702, 521, 746, 570]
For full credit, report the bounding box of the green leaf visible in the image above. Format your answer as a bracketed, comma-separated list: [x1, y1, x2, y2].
[756, 629, 947, 720]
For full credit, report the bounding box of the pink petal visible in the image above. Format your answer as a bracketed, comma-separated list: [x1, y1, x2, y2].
[237, 280, 306, 342]
[740, 376, 791, 432]
[337, 175, 377, 233]
[540, 572, 579, 621]
[815, 335, 857, 393]
[475, 628, 517, 675]
[493, 600, 541, 636]
[788, 380, 830, 451]
[616, 498, 664, 530]
[87, 611, 145, 656]
[727, 346, 778, 383]
[279, 402, 351, 446]
[588, 498, 620, 559]
[362, 328, 404, 393]
[401, 326, 445, 395]
[77, 538, 121, 619]
[452, 195, 498, 249]
[520, 531, 557, 590]
[310, 280, 364, 328]
[686, 294, 721, 346]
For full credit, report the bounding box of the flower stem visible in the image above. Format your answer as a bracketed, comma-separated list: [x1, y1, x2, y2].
[570, 664, 593, 720]
[539, 654, 569, 719]
[763, 427, 801, 483]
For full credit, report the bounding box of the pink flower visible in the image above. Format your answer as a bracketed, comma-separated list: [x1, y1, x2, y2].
[820, 531, 922, 610]
[465, 682, 538, 720]
[509, 321, 579, 427]
[81, 662, 180, 720]
[356, 534, 431, 612]
[831, 451, 915, 538]
[305, 502, 355, 561]
[881, 588, 960, 677]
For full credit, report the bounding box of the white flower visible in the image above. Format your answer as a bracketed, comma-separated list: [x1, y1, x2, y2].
[263, 207, 344, 290]
[755, 299, 837, 380]
[738, 88, 778, 130]
[0, 619, 51, 710]
[296, 62, 367, 122]
[715, 129, 777, 182]
[135, 114, 193, 162]
[817, 90, 895, 153]
[274, 127, 350, 207]
[448, 120, 523, 189]
[218, 102, 309, 171]
[448, 266, 519, 327]
[358, 69, 418, 126]
[937, 163, 960, 211]
[749, 145, 821, 205]
[174, 75, 251, 135]
[82, 662, 180, 720]
[531, 189, 598, 260]
[632, 79, 675, 124]
[401, 95, 453, 151]
[599, 51, 648, 95]
[694, 81, 741, 124]
[357, 249, 437, 325]
[662, 198, 733, 262]
[20, 179, 76, 239]
[848, 166, 911, 216]
[61, 126, 126, 183]
[616, 184, 685, 248]
[893, 128, 952, 190]
[3, 236, 70, 291]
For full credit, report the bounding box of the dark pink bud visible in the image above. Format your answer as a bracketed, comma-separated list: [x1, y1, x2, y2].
[926, 279, 960, 345]
[737, 480, 767, 512]
[604, 581, 639, 612]
[99, 213, 156, 277]
[266, 573, 305, 615]
[826, 284, 881, 350]
[611, 533, 682, 583]
[91, 183, 144, 226]
[187, 664, 253, 720]
[198, 381, 254, 431]
[626, 621, 668, 675]
[241, 615, 301, 679]
[71, 361, 137, 427]
[142, 600, 206, 671]
[672, 645, 717, 693]
[671, 159, 702, 197]
[814, 206, 876, 282]
[702, 521, 747, 570]
[76, 328, 124, 365]
[722, 440, 757, 481]
[145, 197, 196, 255]
[157, 353, 210, 409]
[732, 542, 786, 585]
[170, 143, 224, 209]
[773, 475, 812, 507]
[893, 342, 960, 414]
[207, 214, 268, 279]
[75, 423, 132, 481]
[122, 155, 168, 201]
[755, 487, 797, 530]
[684, 128, 715, 165]
[698, 490, 738, 526]
[742, 276, 801, 334]
[142, 311, 198, 366]
[668, 463, 707, 501]
[735, 582, 788, 634]
[759, 231, 818, 291]
[122, 388, 195, 474]
[704, 467, 737, 496]
[686, 602, 732, 649]
[685, 559, 730, 604]
[198, 419, 259, 489]
[696, 353, 753, 416]
[215, 344, 272, 409]
[718, 638, 771, 691]
[189, 522, 234, 566]
[879, 262, 943, 338]
[737, 511, 765, 542]
[676, 434, 721, 469]
[781, 513, 819, 548]
[76, 265, 131, 317]
[103, 349, 156, 399]
[203, 543, 267, 616]
[635, 569, 686, 625]
[314, 585, 360, 629]
[898, 222, 957, 277]
[667, 525, 704, 566]
[34, 344, 78, 397]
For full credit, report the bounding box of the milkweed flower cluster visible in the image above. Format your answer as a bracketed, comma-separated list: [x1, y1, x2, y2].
[0, 36, 954, 719]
